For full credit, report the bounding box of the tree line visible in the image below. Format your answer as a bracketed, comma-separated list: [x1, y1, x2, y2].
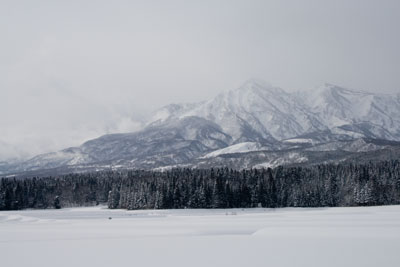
[1, 160, 400, 210]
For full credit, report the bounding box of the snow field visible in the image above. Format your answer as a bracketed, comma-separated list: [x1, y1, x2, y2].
[1, 206, 400, 267]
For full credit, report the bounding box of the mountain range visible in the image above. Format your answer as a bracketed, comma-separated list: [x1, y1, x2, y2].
[2, 79, 400, 177]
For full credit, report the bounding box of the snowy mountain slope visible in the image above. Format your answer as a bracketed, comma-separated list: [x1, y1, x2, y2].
[148, 102, 203, 126]
[16, 148, 94, 172]
[301, 84, 400, 140]
[6, 116, 232, 174]
[149, 79, 326, 143]
[184, 140, 400, 170]
[4, 138, 400, 177]
[149, 80, 400, 143]
[304, 138, 390, 153]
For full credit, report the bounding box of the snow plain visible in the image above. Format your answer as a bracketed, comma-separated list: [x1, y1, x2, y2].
[1, 206, 400, 267]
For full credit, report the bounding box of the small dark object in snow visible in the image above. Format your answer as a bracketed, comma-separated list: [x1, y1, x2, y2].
[108, 217, 112, 220]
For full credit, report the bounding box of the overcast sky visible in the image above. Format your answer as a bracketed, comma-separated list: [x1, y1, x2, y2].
[1, 0, 400, 160]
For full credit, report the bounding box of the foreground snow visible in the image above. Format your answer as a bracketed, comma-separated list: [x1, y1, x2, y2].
[1, 206, 400, 267]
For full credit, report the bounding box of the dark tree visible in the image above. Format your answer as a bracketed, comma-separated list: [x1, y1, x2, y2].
[54, 196, 61, 209]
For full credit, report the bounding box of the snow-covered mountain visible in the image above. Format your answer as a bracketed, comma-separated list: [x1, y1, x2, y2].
[2, 80, 400, 176]
[149, 80, 400, 143]
[149, 79, 326, 143]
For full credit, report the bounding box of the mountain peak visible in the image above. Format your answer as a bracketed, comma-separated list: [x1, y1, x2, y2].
[231, 79, 286, 98]
[319, 83, 347, 92]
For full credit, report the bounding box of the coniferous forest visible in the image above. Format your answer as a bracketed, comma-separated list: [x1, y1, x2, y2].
[1, 160, 400, 211]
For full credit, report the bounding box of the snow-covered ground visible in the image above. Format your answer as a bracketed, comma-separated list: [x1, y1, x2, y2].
[201, 142, 262, 158]
[1, 206, 400, 267]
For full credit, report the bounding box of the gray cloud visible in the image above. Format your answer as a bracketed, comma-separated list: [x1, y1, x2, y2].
[1, 0, 399, 160]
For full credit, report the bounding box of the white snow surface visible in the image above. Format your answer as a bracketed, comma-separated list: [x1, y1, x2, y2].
[1, 205, 400, 267]
[201, 142, 262, 158]
[283, 138, 314, 144]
